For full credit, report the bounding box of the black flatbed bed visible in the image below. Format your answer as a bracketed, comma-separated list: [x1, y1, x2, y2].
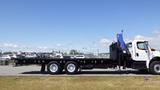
[15, 57, 113, 65]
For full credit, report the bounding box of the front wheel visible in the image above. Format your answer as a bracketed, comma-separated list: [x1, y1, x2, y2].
[149, 61, 160, 75]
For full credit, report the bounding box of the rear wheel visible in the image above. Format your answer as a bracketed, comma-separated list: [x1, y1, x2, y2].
[149, 61, 160, 75]
[47, 61, 62, 74]
[65, 61, 78, 74]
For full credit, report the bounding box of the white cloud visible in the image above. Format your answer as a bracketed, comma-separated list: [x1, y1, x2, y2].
[153, 30, 160, 34]
[99, 38, 111, 48]
[56, 43, 61, 47]
[134, 30, 160, 50]
[1, 30, 160, 52]
[134, 35, 153, 41]
[98, 30, 160, 50]
[38, 46, 48, 49]
[135, 35, 145, 39]
[1, 43, 18, 48]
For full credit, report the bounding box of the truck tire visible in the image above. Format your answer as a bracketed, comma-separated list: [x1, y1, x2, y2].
[65, 61, 78, 74]
[149, 61, 160, 75]
[47, 61, 62, 74]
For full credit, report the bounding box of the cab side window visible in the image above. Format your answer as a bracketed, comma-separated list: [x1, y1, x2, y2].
[137, 42, 148, 50]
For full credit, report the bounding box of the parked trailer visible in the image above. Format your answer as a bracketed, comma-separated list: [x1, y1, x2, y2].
[14, 33, 160, 75]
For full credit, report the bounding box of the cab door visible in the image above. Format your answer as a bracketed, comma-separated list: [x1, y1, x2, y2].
[133, 42, 150, 61]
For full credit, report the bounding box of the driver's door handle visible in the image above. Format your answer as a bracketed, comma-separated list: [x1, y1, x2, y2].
[136, 53, 139, 57]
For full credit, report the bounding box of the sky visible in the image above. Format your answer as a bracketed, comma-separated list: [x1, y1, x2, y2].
[0, 0, 160, 53]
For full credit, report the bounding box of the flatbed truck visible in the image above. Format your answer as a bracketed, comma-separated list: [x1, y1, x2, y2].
[14, 33, 160, 75]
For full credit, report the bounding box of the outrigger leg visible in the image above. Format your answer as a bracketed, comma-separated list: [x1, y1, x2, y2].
[41, 63, 46, 73]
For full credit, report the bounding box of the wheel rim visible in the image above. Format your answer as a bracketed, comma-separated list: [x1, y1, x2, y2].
[154, 64, 160, 73]
[67, 64, 76, 73]
[50, 64, 58, 73]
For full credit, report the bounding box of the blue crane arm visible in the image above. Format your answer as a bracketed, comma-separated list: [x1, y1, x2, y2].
[117, 33, 128, 51]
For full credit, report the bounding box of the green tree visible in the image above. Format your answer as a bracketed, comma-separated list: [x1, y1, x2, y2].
[69, 49, 79, 55]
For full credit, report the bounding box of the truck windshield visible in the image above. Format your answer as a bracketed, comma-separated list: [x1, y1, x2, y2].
[137, 42, 148, 50]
